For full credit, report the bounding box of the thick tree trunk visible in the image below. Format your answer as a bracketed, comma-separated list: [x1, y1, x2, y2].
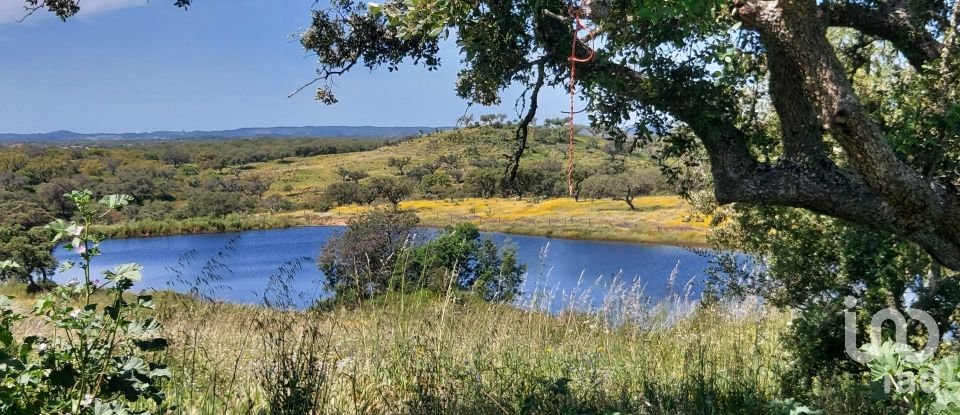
[567, 0, 960, 270]
[728, 0, 960, 270]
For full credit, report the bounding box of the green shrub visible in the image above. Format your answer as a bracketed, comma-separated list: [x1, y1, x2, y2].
[318, 209, 420, 306]
[863, 341, 960, 414]
[403, 223, 525, 302]
[0, 190, 170, 414]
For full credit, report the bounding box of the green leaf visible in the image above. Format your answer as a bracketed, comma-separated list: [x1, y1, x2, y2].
[935, 356, 960, 385]
[46, 219, 69, 242]
[32, 298, 53, 315]
[104, 263, 143, 283]
[149, 366, 172, 379]
[99, 194, 133, 210]
[0, 327, 12, 348]
[58, 260, 75, 273]
[118, 356, 147, 373]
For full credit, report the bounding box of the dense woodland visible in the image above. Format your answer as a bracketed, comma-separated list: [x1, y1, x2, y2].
[0, 137, 387, 219]
[0, 137, 390, 285]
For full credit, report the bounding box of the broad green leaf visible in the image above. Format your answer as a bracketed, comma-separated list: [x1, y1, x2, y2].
[32, 298, 53, 315]
[935, 356, 960, 384]
[149, 366, 172, 379]
[0, 327, 12, 348]
[58, 260, 75, 273]
[104, 263, 143, 283]
[99, 194, 133, 210]
[118, 356, 147, 372]
[46, 219, 68, 242]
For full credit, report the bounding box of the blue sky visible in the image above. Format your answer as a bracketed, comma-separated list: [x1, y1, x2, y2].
[0, 0, 572, 134]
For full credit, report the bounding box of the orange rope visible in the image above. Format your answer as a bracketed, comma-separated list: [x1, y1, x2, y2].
[566, 7, 594, 197]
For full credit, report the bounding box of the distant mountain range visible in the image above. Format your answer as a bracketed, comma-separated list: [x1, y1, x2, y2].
[0, 126, 448, 142]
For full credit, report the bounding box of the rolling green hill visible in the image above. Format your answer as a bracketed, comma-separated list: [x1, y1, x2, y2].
[253, 126, 650, 201]
[246, 126, 710, 246]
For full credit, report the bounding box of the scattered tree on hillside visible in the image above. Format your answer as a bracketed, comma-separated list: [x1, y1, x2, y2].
[366, 176, 414, 209]
[541, 117, 567, 143]
[465, 168, 501, 198]
[570, 168, 592, 202]
[479, 113, 508, 128]
[456, 114, 475, 128]
[582, 170, 662, 210]
[157, 145, 191, 167]
[506, 168, 544, 200]
[324, 181, 364, 206]
[387, 156, 412, 175]
[335, 166, 369, 182]
[35, 178, 80, 218]
[405, 163, 439, 183]
[436, 154, 460, 169]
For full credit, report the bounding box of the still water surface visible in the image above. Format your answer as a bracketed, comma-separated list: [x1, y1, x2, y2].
[53, 226, 711, 311]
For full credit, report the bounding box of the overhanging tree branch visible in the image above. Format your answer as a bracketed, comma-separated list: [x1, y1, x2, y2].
[822, 1, 943, 68]
[507, 61, 547, 181]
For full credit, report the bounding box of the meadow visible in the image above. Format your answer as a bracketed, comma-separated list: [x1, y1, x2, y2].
[2, 278, 801, 414]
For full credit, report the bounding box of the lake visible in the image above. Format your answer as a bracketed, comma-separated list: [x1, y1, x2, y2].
[53, 226, 712, 312]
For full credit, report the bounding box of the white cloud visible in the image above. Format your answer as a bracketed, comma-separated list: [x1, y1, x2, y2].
[0, 0, 148, 24]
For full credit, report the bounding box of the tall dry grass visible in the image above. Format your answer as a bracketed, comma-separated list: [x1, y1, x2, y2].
[154, 253, 793, 415]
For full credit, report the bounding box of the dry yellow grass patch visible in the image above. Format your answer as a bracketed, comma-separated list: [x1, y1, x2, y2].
[285, 196, 709, 246]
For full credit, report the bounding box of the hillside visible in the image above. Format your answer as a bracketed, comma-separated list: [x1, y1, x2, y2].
[254, 126, 652, 201]
[249, 126, 710, 245]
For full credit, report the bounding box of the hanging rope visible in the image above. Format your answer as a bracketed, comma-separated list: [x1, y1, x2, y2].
[566, 5, 595, 197]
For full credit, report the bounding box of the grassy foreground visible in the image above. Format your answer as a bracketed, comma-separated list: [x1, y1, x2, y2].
[4, 281, 789, 414]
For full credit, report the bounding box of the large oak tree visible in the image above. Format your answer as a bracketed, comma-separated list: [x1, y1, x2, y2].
[301, 0, 960, 272]
[29, 0, 960, 270]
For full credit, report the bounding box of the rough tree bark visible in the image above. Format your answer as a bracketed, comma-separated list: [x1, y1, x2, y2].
[564, 0, 960, 270]
[730, 0, 960, 270]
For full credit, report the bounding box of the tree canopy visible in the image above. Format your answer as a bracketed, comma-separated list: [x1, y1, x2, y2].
[29, 0, 960, 271]
[293, 0, 960, 271]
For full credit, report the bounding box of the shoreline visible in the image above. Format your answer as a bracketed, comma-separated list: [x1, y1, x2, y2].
[94, 198, 710, 248]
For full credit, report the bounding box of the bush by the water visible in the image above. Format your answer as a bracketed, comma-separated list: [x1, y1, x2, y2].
[318, 209, 524, 307]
